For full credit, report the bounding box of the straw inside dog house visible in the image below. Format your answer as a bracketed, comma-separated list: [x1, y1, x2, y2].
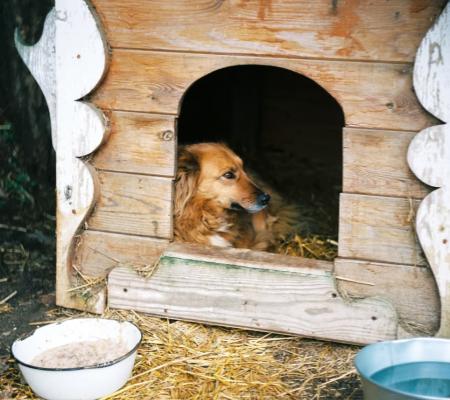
[15, 0, 450, 345]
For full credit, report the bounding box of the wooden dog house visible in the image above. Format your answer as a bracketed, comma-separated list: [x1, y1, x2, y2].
[15, 0, 450, 344]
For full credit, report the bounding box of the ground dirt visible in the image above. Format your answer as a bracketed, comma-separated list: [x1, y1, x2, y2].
[0, 211, 56, 376]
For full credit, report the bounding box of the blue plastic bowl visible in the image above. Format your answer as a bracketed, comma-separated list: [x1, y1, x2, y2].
[355, 338, 450, 400]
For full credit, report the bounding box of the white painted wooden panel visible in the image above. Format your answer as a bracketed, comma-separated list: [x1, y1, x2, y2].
[408, 2, 450, 337]
[15, 0, 109, 312]
[15, 9, 57, 147]
[408, 125, 450, 188]
[55, 0, 108, 311]
[413, 5, 450, 123]
[55, 0, 107, 101]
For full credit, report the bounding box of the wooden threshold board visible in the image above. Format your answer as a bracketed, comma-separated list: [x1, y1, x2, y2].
[108, 243, 398, 345]
[335, 258, 439, 335]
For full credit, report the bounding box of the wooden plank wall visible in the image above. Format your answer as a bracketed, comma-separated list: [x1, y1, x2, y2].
[81, 111, 176, 269]
[339, 194, 425, 266]
[88, 171, 173, 238]
[91, 0, 443, 63]
[343, 128, 430, 199]
[72, 0, 443, 330]
[74, 230, 169, 277]
[91, 51, 434, 131]
[92, 111, 176, 176]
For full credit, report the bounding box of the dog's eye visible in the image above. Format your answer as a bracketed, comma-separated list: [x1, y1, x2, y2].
[223, 171, 236, 179]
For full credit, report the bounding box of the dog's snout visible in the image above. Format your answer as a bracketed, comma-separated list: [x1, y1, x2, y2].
[257, 192, 271, 206]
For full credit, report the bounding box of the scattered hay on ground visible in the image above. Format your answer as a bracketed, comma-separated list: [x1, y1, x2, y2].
[0, 303, 12, 314]
[0, 308, 363, 400]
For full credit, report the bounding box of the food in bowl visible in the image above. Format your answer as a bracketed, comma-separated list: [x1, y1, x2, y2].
[11, 318, 141, 400]
[31, 338, 130, 369]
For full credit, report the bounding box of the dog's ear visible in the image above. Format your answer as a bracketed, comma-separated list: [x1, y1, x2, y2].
[174, 146, 200, 218]
[177, 146, 199, 174]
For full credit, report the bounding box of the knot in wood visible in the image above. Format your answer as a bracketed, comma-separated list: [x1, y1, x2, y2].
[64, 185, 72, 200]
[161, 130, 174, 141]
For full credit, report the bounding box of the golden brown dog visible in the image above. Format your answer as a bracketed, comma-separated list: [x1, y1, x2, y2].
[174, 143, 300, 251]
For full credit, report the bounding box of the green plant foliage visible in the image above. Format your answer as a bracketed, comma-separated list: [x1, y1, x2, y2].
[0, 123, 36, 210]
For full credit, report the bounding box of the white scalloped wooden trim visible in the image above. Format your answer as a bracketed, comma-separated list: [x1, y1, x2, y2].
[15, 0, 109, 313]
[15, 9, 56, 147]
[408, 2, 450, 337]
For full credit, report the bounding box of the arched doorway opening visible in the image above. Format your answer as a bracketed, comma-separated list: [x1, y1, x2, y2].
[178, 65, 344, 259]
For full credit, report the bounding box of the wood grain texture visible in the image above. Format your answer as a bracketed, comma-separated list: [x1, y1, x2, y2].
[75, 237, 332, 279]
[92, 111, 176, 176]
[91, 50, 436, 132]
[74, 230, 169, 277]
[339, 193, 426, 266]
[343, 128, 430, 199]
[87, 171, 173, 239]
[108, 258, 398, 345]
[91, 0, 444, 63]
[75, 234, 330, 281]
[165, 242, 332, 274]
[334, 258, 439, 335]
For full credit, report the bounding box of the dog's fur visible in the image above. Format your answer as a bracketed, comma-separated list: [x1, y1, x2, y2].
[174, 143, 300, 251]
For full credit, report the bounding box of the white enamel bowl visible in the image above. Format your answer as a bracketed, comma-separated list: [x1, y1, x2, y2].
[11, 318, 142, 400]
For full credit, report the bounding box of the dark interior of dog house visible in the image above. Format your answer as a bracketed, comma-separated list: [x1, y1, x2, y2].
[178, 65, 345, 260]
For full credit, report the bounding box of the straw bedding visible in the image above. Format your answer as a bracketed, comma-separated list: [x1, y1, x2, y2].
[0, 211, 352, 399]
[0, 228, 358, 397]
[0, 308, 363, 399]
[0, 147, 358, 398]
[247, 145, 341, 261]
